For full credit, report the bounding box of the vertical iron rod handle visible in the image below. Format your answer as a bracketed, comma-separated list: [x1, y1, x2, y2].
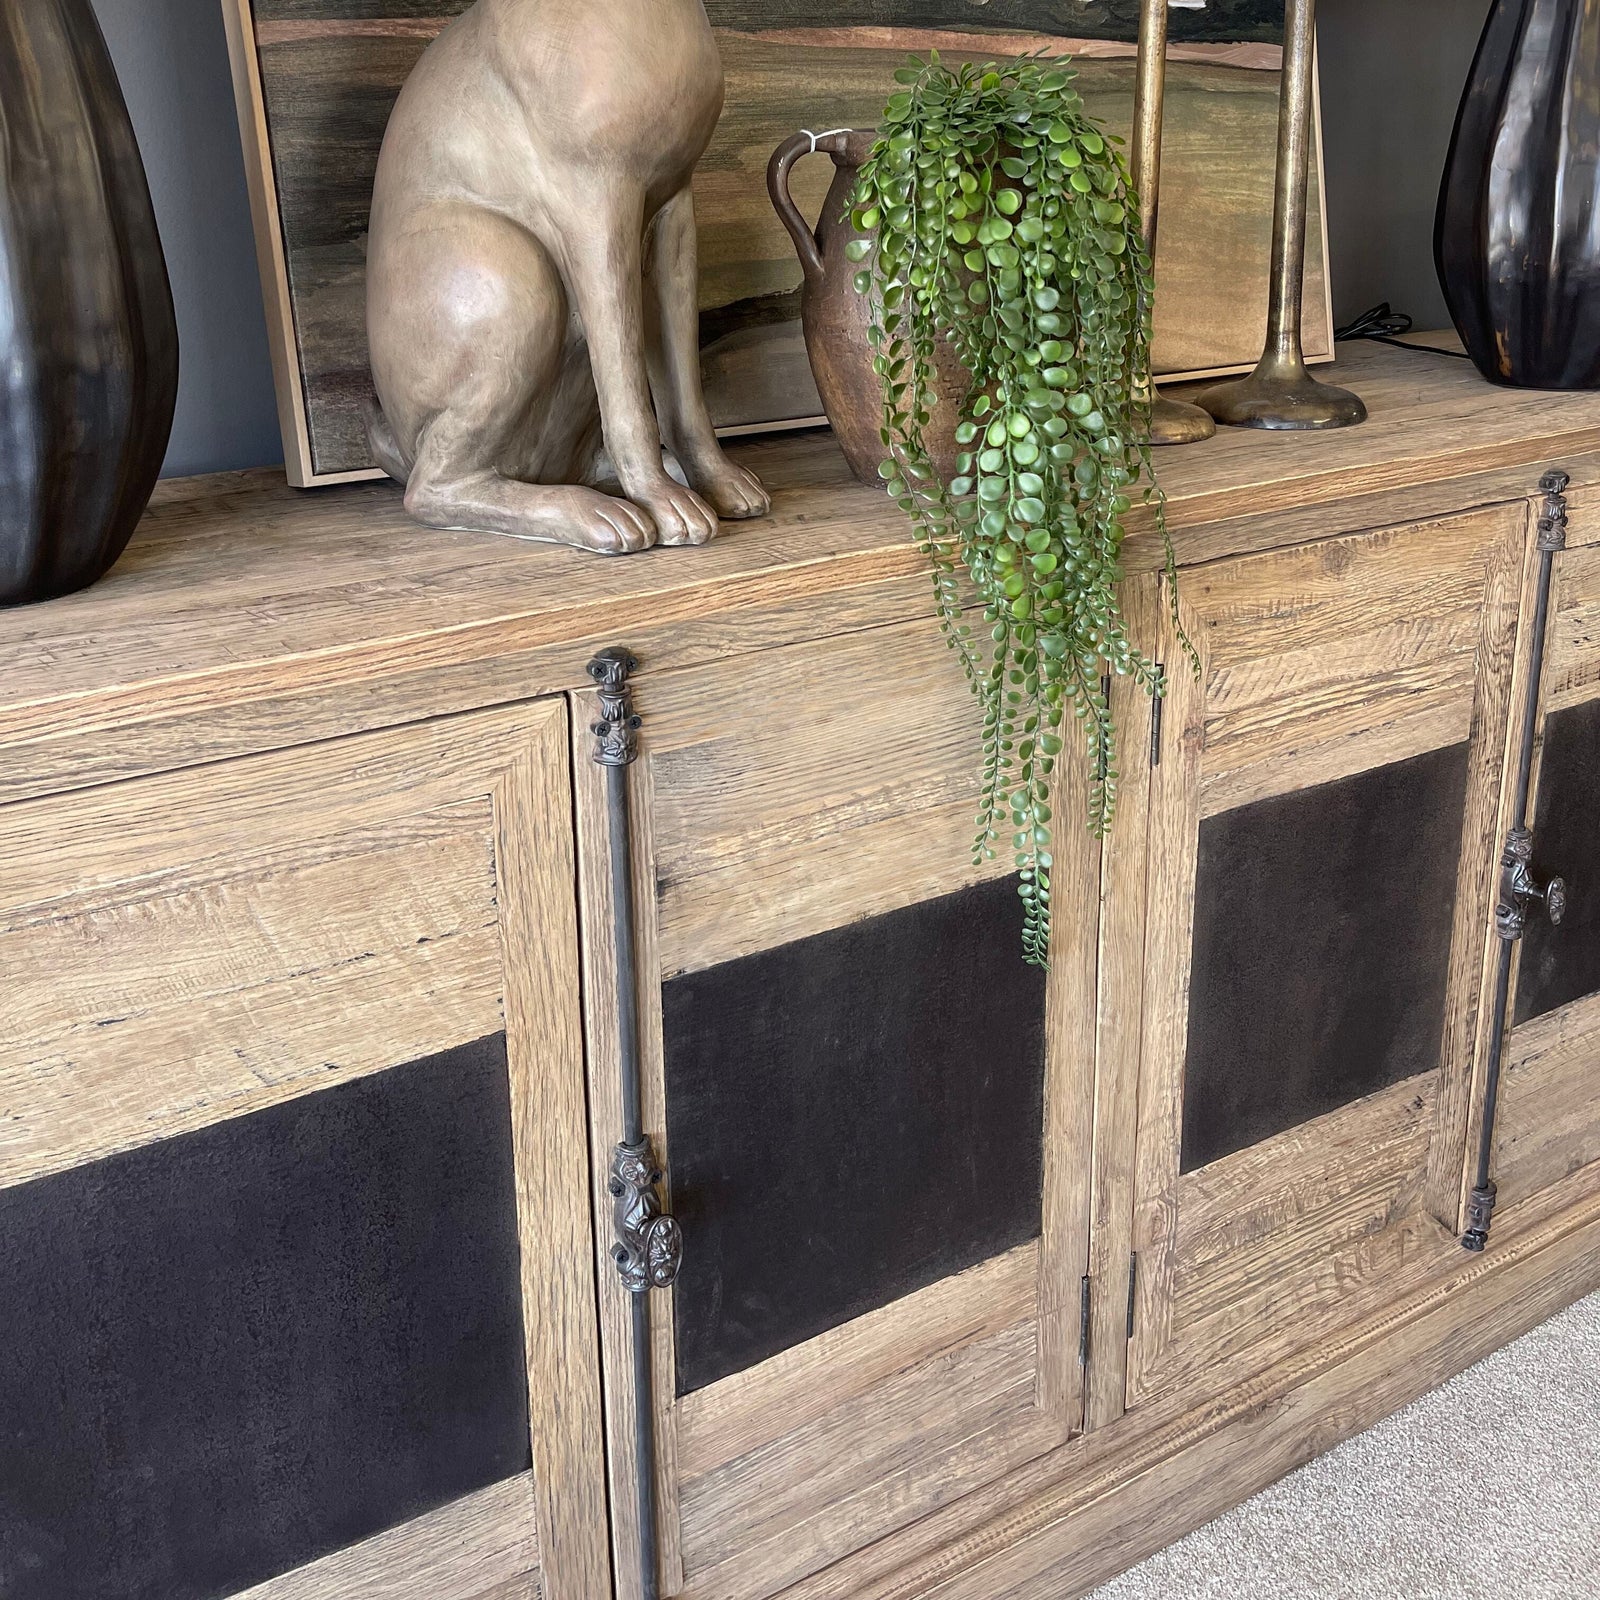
[1463, 472, 1569, 1251]
[588, 648, 681, 1600]
[607, 755, 643, 1147]
[632, 1294, 659, 1600]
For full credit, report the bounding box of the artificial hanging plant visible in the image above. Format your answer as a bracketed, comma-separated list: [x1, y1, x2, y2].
[847, 52, 1188, 965]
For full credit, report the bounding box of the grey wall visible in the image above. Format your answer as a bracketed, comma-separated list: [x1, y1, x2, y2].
[91, 0, 283, 477]
[91, 0, 1490, 479]
[1319, 0, 1488, 332]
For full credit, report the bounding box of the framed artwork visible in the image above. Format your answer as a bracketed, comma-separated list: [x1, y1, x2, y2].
[222, 0, 1334, 486]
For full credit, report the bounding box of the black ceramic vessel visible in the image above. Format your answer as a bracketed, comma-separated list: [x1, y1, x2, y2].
[0, 0, 178, 605]
[1436, 0, 1600, 389]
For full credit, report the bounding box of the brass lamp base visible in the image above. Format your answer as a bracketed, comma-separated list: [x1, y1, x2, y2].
[1199, 359, 1367, 431]
[1148, 391, 1217, 445]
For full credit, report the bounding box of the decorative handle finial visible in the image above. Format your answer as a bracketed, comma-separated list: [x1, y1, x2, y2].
[589, 647, 641, 767]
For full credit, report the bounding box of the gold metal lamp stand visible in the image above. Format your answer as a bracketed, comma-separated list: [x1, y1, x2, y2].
[1133, 0, 1215, 445]
[1198, 0, 1366, 430]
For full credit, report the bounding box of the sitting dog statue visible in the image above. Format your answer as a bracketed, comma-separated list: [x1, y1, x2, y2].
[365, 0, 770, 554]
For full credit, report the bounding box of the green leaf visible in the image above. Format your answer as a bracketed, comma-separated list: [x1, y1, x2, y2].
[845, 238, 872, 262]
[853, 50, 1173, 965]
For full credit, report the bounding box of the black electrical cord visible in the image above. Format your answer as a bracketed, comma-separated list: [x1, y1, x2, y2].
[1334, 301, 1472, 360]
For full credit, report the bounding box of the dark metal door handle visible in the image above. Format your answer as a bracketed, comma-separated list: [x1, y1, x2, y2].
[1497, 826, 1568, 936]
[588, 647, 676, 1600]
[1538, 875, 1567, 926]
[1464, 469, 1571, 1253]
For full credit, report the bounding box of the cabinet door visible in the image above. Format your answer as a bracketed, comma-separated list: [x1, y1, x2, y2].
[1487, 507, 1600, 1218]
[0, 704, 607, 1600]
[1115, 504, 1527, 1412]
[574, 620, 1099, 1600]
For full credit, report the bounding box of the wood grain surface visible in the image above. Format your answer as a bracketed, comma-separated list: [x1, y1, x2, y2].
[573, 629, 1084, 1599]
[0, 701, 610, 1600]
[1124, 502, 1527, 1411]
[738, 1167, 1600, 1600]
[228, 1475, 542, 1600]
[5, 345, 1600, 808]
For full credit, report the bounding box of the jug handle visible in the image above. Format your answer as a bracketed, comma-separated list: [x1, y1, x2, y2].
[767, 129, 853, 284]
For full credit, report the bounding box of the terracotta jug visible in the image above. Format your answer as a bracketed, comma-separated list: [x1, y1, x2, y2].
[768, 129, 965, 485]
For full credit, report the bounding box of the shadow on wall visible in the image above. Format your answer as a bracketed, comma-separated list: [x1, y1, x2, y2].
[91, 0, 284, 477]
[1317, 0, 1487, 332]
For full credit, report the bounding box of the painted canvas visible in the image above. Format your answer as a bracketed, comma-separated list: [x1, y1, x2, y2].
[223, 0, 1332, 485]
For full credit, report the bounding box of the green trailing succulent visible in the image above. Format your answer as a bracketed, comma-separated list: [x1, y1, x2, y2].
[847, 52, 1187, 965]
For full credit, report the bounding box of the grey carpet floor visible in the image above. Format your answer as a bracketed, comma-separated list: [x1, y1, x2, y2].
[1090, 1290, 1600, 1599]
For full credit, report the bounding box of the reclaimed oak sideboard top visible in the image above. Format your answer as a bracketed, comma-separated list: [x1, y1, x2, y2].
[2, 342, 1599, 805]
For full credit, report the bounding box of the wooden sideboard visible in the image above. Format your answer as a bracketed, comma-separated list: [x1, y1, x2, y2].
[3, 343, 1600, 1600]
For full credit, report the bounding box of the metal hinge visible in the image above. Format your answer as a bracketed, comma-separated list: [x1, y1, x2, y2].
[1079, 1275, 1092, 1367]
[1150, 666, 1166, 769]
[1126, 1253, 1139, 1339]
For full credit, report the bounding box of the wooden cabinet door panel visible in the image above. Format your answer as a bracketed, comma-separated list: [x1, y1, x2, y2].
[0, 705, 607, 1600]
[574, 618, 1099, 1600]
[1121, 504, 1527, 1412]
[1491, 521, 1600, 1219]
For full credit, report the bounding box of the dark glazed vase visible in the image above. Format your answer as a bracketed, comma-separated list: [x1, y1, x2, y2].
[0, 0, 178, 605]
[1436, 0, 1600, 388]
[768, 128, 965, 485]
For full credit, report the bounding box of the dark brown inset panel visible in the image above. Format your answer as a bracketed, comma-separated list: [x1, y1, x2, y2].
[0, 1034, 530, 1600]
[1182, 744, 1471, 1173]
[1516, 697, 1600, 1026]
[663, 875, 1048, 1395]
